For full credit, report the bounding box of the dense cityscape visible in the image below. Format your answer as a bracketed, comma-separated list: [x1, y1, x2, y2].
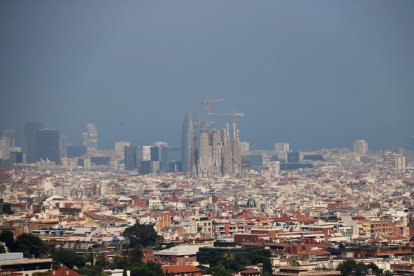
[0, 102, 413, 276]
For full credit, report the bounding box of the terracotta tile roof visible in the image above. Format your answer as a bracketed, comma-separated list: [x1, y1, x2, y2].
[50, 267, 80, 276]
[162, 265, 202, 274]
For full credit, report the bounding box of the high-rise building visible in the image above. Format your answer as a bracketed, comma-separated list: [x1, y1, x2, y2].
[24, 122, 44, 163]
[287, 151, 301, 163]
[59, 134, 69, 159]
[269, 161, 280, 177]
[37, 129, 60, 164]
[124, 145, 138, 171]
[67, 145, 87, 158]
[274, 143, 289, 154]
[160, 146, 181, 172]
[353, 139, 368, 155]
[150, 146, 160, 161]
[0, 129, 15, 147]
[385, 153, 406, 173]
[153, 141, 168, 169]
[138, 146, 152, 161]
[115, 141, 130, 158]
[239, 141, 250, 154]
[83, 123, 98, 153]
[232, 123, 241, 177]
[181, 112, 195, 174]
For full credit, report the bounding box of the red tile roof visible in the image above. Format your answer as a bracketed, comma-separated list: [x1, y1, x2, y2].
[51, 267, 80, 276]
[162, 265, 202, 274]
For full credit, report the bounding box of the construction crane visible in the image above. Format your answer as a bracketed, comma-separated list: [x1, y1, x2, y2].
[194, 120, 214, 128]
[201, 98, 224, 115]
[208, 112, 244, 125]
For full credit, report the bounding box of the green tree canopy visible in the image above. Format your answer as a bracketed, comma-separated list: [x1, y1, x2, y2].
[205, 265, 232, 276]
[14, 233, 48, 258]
[0, 230, 15, 252]
[262, 258, 273, 275]
[336, 259, 383, 276]
[123, 223, 157, 248]
[129, 263, 162, 276]
[52, 249, 85, 269]
[77, 266, 103, 276]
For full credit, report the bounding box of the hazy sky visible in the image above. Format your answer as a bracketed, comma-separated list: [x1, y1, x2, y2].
[1, 1, 413, 150]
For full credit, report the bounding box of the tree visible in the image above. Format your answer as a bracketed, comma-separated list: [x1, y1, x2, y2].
[129, 263, 162, 276]
[123, 223, 157, 248]
[52, 249, 85, 269]
[290, 260, 300, 267]
[1, 203, 13, 214]
[336, 259, 376, 276]
[145, 262, 163, 276]
[0, 230, 15, 252]
[129, 246, 143, 264]
[337, 259, 356, 276]
[14, 233, 48, 258]
[250, 248, 271, 264]
[205, 265, 232, 276]
[77, 266, 104, 276]
[262, 258, 273, 275]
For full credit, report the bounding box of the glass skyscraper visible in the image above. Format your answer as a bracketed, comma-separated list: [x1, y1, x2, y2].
[23, 122, 44, 163]
[181, 112, 194, 174]
[37, 129, 60, 164]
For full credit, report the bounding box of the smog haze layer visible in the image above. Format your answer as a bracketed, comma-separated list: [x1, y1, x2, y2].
[1, 1, 413, 150]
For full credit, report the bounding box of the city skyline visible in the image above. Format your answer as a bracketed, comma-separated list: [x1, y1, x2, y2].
[1, 1, 413, 150]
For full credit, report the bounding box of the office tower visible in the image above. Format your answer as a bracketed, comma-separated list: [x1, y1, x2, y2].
[386, 153, 406, 173]
[59, 134, 69, 159]
[232, 123, 241, 177]
[138, 146, 152, 161]
[247, 154, 264, 167]
[37, 129, 60, 164]
[181, 112, 195, 174]
[0, 138, 10, 160]
[353, 139, 368, 155]
[67, 146, 87, 158]
[160, 147, 181, 172]
[287, 151, 301, 163]
[154, 141, 168, 148]
[9, 151, 23, 164]
[278, 151, 288, 163]
[23, 122, 44, 163]
[222, 124, 233, 176]
[269, 161, 280, 177]
[83, 123, 98, 153]
[0, 129, 15, 147]
[150, 146, 160, 161]
[153, 141, 168, 168]
[124, 145, 138, 171]
[140, 161, 151, 174]
[239, 141, 250, 154]
[115, 141, 130, 157]
[150, 161, 160, 174]
[274, 143, 289, 154]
